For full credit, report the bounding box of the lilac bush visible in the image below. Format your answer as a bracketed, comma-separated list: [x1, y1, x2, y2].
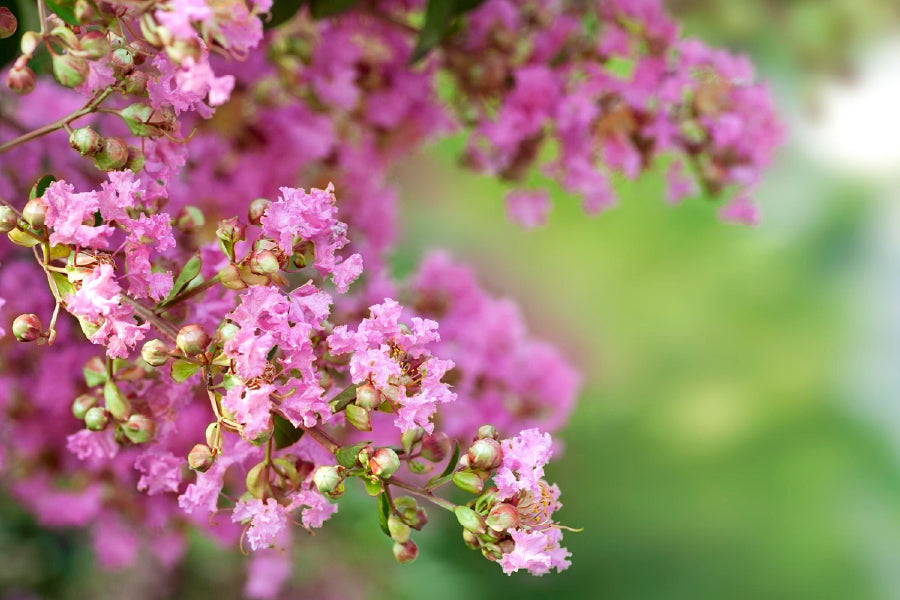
[0, 0, 782, 596]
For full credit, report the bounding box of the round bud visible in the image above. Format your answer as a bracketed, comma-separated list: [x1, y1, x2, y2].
[12, 313, 42, 342]
[69, 126, 102, 156]
[0, 7, 17, 39]
[78, 30, 108, 60]
[84, 406, 109, 431]
[462, 528, 480, 549]
[313, 465, 345, 495]
[420, 432, 451, 462]
[345, 403, 372, 432]
[452, 471, 484, 495]
[6, 63, 35, 94]
[392, 540, 418, 564]
[123, 414, 156, 444]
[204, 422, 220, 450]
[216, 218, 244, 245]
[214, 322, 240, 345]
[72, 393, 97, 419]
[176, 324, 210, 356]
[369, 447, 400, 479]
[0, 206, 17, 233]
[22, 197, 47, 229]
[247, 198, 270, 225]
[485, 502, 520, 532]
[103, 381, 131, 420]
[387, 514, 411, 543]
[141, 339, 170, 367]
[109, 48, 134, 77]
[175, 205, 205, 233]
[218, 264, 247, 290]
[355, 383, 382, 410]
[73, 0, 94, 24]
[476, 424, 499, 440]
[128, 40, 154, 65]
[467, 438, 502, 470]
[20, 32, 40, 57]
[93, 137, 129, 171]
[52, 53, 89, 88]
[454, 506, 486, 535]
[188, 443, 215, 472]
[125, 146, 145, 172]
[123, 70, 149, 96]
[249, 250, 280, 276]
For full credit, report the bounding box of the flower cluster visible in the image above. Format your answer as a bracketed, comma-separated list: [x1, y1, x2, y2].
[0, 0, 782, 597]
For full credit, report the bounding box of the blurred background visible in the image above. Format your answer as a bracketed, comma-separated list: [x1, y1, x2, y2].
[4, 1, 900, 598]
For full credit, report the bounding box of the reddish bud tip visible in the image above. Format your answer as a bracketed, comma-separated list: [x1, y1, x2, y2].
[188, 443, 215, 472]
[0, 7, 17, 39]
[84, 406, 110, 431]
[176, 324, 210, 356]
[369, 447, 400, 479]
[467, 438, 502, 470]
[392, 540, 418, 564]
[12, 313, 42, 342]
[141, 339, 170, 367]
[22, 197, 47, 229]
[420, 432, 451, 462]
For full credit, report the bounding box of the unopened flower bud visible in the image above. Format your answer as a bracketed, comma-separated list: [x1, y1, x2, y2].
[345, 403, 371, 431]
[387, 514, 411, 543]
[79, 30, 108, 59]
[22, 197, 46, 229]
[69, 126, 102, 156]
[400, 426, 424, 454]
[128, 40, 154, 65]
[357, 446, 373, 466]
[462, 528, 480, 549]
[6, 62, 35, 94]
[103, 380, 131, 421]
[215, 322, 240, 345]
[73, 0, 94, 23]
[392, 540, 418, 564]
[481, 542, 502, 561]
[20, 32, 40, 56]
[453, 471, 484, 494]
[176, 324, 210, 356]
[0, 7, 16, 39]
[486, 502, 520, 532]
[175, 205, 205, 233]
[369, 447, 400, 479]
[0, 206, 17, 233]
[110, 48, 134, 77]
[125, 146, 145, 172]
[218, 264, 246, 290]
[188, 443, 215, 471]
[467, 438, 502, 470]
[84, 406, 110, 431]
[420, 432, 451, 462]
[12, 313, 42, 342]
[52, 53, 89, 88]
[476, 424, 499, 440]
[93, 137, 129, 171]
[245, 462, 267, 498]
[216, 217, 244, 245]
[248, 198, 270, 225]
[454, 506, 486, 534]
[141, 339, 170, 366]
[72, 393, 97, 419]
[355, 383, 382, 410]
[313, 465, 345, 495]
[123, 413, 155, 444]
[249, 250, 280, 276]
[120, 103, 174, 137]
[123, 70, 149, 96]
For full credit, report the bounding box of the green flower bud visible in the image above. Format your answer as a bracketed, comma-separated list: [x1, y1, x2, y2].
[476, 424, 499, 440]
[188, 443, 215, 472]
[392, 540, 418, 564]
[216, 217, 245, 245]
[481, 542, 502, 561]
[452, 471, 484, 495]
[387, 514, 411, 543]
[20, 32, 40, 57]
[93, 137, 129, 171]
[103, 380, 131, 421]
[119, 103, 174, 137]
[355, 383, 382, 410]
[247, 198, 270, 225]
[12, 313, 42, 342]
[218, 264, 247, 290]
[73, 0, 94, 24]
[0, 206, 16, 233]
[313, 465, 345, 496]
[454, 506, 486, 535]
[249, 250, 280, 276]
[486, 502, 520, 532]
[128, 40, 154, 66]
[245, 462, 267, 499]
[141, 339, 170, 367]
[123, 414, 155, 444]
[52, 53, 89, 88]
[345, 403, 372, 431]
[78, 30, 108, 60]
[205, 422, 220, 450]
[0, 7, 17, 39]
[368, 447, 400, 479]
[176, 324, 210, 356]
[123, 70, 149, 96]
[462, 528, 480, 549]
[420, 432, 451, 462]
[467, 438, 502, 470]
[400, 426, 425, 453]
[69, 126, 102, 156]
[22, 197, 47, 229]
[72, 393, 97, 419]
[125, 146, 145, 172]
[215, 322, 240, 345]
[175, 205, 205, 233]
[6, 62, 35, 94]
[84, 406, 110, 431]
[110, 48, 134, 77]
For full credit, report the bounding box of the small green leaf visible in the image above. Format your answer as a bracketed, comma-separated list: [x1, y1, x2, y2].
[51, 272, 75, 299]
[364, 477, 382, 497]
[377, 492, 391, 537]
[310, 0, 361, 19]
[30, 175, 56, 200]
[439, 442, 460, 478]
[171, 360, 200, 383]
[162, 254, 202, 305]
[265, 0, 307, 29]
[409, 0, 487, 64]
[336, 442, 367, 468]
[45, 0, 79, 26]
[273, 413, 304, 449]
[103, 379, 131, 420]
[328, 383, 359, 411]
[83, 364, 107, 387]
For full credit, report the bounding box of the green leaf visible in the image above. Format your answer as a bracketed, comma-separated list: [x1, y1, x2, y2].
[45, 0, 79, 26]
[265, 0, 307, 29]
[170, 360, 200, 383]
[30, 175, 56, 200]
[336, 442, 367, 468]
[364, 477, 383, 497]
[328, 383, 359, 411]
[273, 413, 304, 449]
[409, 0, 487, 64]
[310, 0, 361, 19]
[377, 492, 391, 537]
[426, 442, 459, 488]
[51, 272, 75, 299]
[161, 254, 202, 305]
[83, 364, 107, 387]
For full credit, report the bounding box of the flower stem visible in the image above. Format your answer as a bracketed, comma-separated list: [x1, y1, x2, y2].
[156, 275, 220, 312]
[388, 477, 456, 512]
[0, 90, 112, 155]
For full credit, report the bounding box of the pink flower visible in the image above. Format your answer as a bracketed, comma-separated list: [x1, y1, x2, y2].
[232, 498, 290, 551]
[495, 429, 554, 500]
[135, 449, 182, 495]
[43, 180, 114, 248]
[718, 193, 760, 225]
[223, 384, 274, 442]
[66, 429, 118, 461]
[500, 528, 571, 576]
[246, 549, 292, 600]
[505, 190, 551, 229]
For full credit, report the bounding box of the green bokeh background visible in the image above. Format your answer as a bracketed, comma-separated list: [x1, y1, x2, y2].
[4, 2, 900, 598]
